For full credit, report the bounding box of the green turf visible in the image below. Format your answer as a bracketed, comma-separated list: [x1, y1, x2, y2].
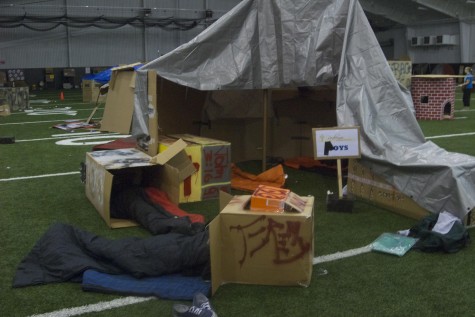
[0, 89, 474, 317]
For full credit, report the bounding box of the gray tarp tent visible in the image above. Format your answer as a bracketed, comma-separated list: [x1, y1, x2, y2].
[133, 0, 475, 220]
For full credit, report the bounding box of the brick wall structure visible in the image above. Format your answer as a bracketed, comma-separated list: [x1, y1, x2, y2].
[411, 75, 456, 120]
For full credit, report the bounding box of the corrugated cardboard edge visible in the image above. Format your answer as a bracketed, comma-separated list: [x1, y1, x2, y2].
[210, 190, 234, 295]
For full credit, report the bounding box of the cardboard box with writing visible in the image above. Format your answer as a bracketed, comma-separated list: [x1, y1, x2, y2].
[158, 134, 231, 202]
[209, 191, 314, 294]
[82, 80, 107, 103]
[85, 139, 196, 228]
[347, 159, 429, 219]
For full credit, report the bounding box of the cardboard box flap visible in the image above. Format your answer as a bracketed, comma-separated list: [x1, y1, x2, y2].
[111, 62, 142, 72]
[109, 62, 141, 90]
[150, 139, 196, 181]
[150, 139, 187, 164]
[219, 190, 234, 212]
[171, 133, 229, 145]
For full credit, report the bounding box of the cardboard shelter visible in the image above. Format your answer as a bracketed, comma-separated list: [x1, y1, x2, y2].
[131, 0, 475, 220]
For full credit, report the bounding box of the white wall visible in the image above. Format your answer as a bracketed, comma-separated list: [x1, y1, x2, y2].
[406, 22, 461, 64]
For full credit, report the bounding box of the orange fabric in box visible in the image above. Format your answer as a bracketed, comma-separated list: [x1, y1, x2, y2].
[250, 185, 290, 212]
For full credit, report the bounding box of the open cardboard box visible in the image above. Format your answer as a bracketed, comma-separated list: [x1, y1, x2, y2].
[209, 191, 314, 295]
[159, 134, 231, 203]
[84, 139, 196, 228]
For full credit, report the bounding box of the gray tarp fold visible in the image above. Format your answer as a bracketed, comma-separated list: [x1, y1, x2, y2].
[134, 0, 475, 219]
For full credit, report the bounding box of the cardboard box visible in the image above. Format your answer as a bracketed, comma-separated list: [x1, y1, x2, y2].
[82, 79, 93, 102]
[82, 80, 107, 103]
[99, 63, 140, 133]
[158, 134, 231, 202]
[347, 159, 429, 219]
[84, 139, 196, 228]
[209, 191, 314, 294]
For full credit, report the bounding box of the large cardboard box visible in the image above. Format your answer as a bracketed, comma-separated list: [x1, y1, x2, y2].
[347, 159, 429, 219]
[85, 139, 196, 228]
[82, 79, 93, 102]
[209, 192, 314, 294]
[158, 134, 231, 202]
[99, 63, 140, 134]
[82, 80, 106, 103]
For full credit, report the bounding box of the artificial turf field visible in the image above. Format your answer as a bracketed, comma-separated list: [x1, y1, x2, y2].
[1, 88, 475, 317]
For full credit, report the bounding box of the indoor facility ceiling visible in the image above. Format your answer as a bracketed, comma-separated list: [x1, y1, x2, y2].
[360, 0, 475, 32]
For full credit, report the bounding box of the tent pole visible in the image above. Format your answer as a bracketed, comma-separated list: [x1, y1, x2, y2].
[262, 89, 269, 172]
[337, 159, 343, 199]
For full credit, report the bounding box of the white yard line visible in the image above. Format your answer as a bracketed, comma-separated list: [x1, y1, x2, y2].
[15, 132, 120, 143]
[313, 245, 373, 265]
[0, 171, 80, 182]
[28, 297, 155, 317]
[426, 131, 475, 139]
[0, 118, 96, 126]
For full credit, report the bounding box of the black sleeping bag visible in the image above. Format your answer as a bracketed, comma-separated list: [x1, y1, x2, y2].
[12, 223, 210, 288]
[110, 186, 205, 236]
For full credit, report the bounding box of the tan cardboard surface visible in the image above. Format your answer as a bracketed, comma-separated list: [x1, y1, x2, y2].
[85, 152, 138, 228]
[84, 141, 195, 228]
[100, 69, 135, 134]
[160, 134, 231, 202]
[210, 193, 314, 294]
[347, 159, 429, 219]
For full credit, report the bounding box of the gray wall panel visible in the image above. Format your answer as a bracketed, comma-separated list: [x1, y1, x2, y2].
[69, 26, 144, 66]
[0, 27, 68, 68]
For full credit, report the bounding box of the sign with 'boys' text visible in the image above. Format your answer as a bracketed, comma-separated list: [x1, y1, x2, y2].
[312, 127, 361, 159]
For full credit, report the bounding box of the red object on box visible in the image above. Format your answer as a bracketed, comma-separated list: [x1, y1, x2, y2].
[250, 185, 290, 212]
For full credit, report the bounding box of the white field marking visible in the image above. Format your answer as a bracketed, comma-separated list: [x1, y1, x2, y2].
[15, 133, 123, 143]
[426, 131, 475, 140]
[51, 131, 103, 137]
[28, 296, 155, 317]
[313, 245, 373, 265]
[10, 107, 103, 115]
[55, 134, 131, 146]
[0, 118, 97, 125]
[0, 171, 80, 182]
[26, 110, 77, 116]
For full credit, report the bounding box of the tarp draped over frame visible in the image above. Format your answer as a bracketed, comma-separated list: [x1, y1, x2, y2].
[133, 0, 475, 219]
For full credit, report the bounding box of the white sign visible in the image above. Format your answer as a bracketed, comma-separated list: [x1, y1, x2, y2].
[312, 127, 361, 159]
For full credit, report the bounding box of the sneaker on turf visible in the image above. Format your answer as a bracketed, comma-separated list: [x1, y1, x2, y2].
[193, 292, 214, 312]
[172, 304, 217, 317]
